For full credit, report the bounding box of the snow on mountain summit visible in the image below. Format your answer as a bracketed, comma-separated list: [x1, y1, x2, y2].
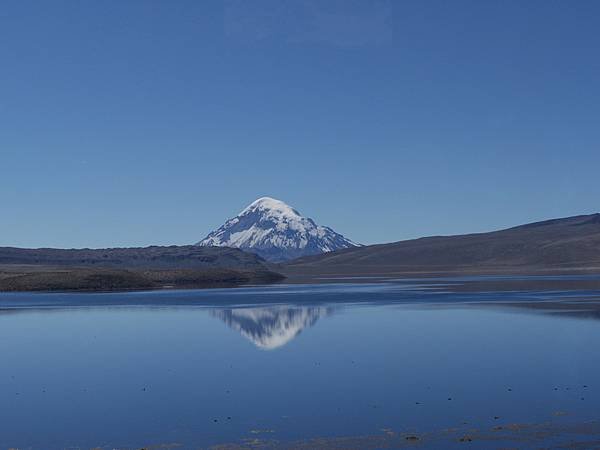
[240, 197, 303, 223]
[196, 197, 359, 261]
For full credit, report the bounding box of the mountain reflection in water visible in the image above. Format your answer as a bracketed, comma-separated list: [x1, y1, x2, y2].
[211, 305, 333, 349]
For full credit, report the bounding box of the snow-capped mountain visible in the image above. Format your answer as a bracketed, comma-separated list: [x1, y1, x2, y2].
[196, 197, 359, 261]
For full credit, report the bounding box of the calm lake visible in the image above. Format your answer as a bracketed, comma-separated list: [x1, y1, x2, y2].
[2, 276, 600, 449]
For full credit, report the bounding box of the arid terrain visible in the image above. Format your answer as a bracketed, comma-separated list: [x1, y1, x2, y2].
[284, 213, 600, 278]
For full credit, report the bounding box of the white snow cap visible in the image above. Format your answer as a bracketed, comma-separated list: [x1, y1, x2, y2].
[240, 196, 301, 217]
[242, 196, 297, 212]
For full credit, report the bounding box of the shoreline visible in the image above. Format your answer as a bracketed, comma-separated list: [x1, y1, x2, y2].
[0, 266, 285, 294]
[2, 264, 600, 294]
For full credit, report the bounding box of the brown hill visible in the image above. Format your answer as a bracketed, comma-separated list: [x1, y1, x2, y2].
[284, 213, 600, 277]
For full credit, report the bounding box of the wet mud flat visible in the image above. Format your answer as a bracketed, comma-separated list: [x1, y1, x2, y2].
[84, 418, 600, 450]
[210, 420, 600, 450]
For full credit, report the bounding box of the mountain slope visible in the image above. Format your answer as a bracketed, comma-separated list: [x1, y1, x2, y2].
[285, 213, 600, 276]
[197, 197, 358, 261]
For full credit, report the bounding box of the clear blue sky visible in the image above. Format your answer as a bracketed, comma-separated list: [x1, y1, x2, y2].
[2, 0, 599, 248]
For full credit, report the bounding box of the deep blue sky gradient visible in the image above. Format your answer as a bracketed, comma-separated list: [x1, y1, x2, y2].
[2, 0, 599, 248]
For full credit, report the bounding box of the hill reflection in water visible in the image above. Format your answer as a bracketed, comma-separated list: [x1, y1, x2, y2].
[210, 305, 334, 350]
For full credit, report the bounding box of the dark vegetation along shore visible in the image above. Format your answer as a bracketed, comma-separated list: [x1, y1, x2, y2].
[0, 246, 284, 292]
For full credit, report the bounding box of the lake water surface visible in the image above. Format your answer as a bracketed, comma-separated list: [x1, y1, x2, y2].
[2, 277, 600, 449]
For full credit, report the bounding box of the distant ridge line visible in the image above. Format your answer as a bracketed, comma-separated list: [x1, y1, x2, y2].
[284, 212, 600, 275]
